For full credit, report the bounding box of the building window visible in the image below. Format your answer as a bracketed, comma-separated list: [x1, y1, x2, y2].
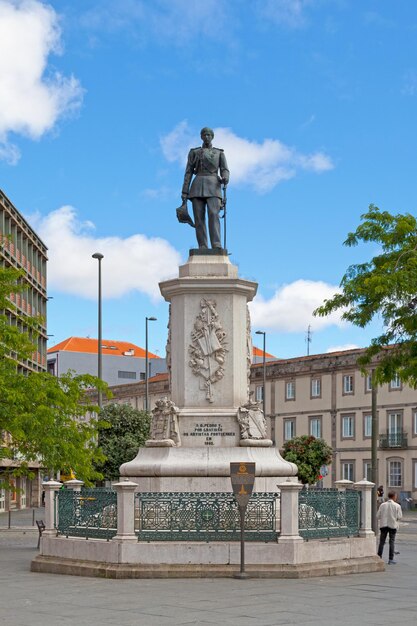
[388, 412, 402, 435]
[389, 373, 401, 390]
[342, 414, 354, 439]
[414, 411, 417, 436]
[414, 461, 417, 489]
[309, 416, 322, 438]
[255, 385, 264, 402]
[343, 374, 354, 394]
[388, 460, 402, 487]
[363, 461, 372, 482]
[285, 381, 295, 401]
[118, 371, 137, 380]
[283, 419, 295, 441]
[364, 414, 372, 438]
[341, 462, 354, 482]
[365, 374, 372, 393]
[311, 378, 321, 398]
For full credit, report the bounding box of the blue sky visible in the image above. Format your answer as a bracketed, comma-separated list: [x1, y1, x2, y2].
[1, 0, 417, 360]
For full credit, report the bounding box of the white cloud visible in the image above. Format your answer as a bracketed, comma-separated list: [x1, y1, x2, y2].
[249, 279, 344, 332]
[31, 206, 181, 300]
[326, 344, 360, 353]
[161, 121, 333, 193]
[0, 0, 83, 163]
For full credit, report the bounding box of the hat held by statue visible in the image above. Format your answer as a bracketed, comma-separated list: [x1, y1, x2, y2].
[176, 201, 195, 228]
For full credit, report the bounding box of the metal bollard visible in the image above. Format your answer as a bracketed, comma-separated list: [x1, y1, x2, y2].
[32, 509, 35, 526]
[8, 510, 11, 529]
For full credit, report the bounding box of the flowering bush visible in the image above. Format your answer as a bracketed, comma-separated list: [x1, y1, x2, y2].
[282, 435, 333, 485]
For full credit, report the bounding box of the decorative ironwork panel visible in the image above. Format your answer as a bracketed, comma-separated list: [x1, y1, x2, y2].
[299, 488, 360, 539]
[136, 492, 279, 542]
[55, 488, 117, 540]
[379, 432, 408, 449]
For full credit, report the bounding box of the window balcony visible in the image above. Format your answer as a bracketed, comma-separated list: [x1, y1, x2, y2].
[379, 431, 408, 449]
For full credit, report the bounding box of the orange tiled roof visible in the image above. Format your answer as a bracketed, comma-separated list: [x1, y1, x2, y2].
[47, 337, 159, 359]
[252, 346, 275, 358]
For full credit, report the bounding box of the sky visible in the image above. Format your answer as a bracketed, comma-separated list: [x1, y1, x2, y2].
[1, 0, 417, 360]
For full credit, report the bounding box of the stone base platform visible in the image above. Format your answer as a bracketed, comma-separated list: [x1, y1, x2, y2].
[32, 534, 383, 579]
[31, 555, 384, 579]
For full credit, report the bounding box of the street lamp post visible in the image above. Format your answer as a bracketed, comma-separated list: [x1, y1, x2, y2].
[92, 253, 104, 409]
[255, 330, 266, 418]
[145, 316, 157, 413]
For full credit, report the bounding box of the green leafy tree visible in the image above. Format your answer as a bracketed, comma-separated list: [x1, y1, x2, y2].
[282, 435, 333, 485]
[96, 404, 151, 480]
[315, 205, 417, 385]
[0, 264, 107, 487]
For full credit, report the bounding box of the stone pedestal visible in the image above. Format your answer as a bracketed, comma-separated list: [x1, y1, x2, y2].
[121, 251, 297, 490]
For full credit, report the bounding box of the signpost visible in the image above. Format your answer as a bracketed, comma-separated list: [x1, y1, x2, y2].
[230, 462, 256, 579]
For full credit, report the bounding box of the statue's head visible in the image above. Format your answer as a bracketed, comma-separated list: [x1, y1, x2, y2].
[200, 127, 214, 140]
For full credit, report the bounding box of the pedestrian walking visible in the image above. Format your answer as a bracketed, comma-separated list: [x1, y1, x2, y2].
[377, 490, 402, 564]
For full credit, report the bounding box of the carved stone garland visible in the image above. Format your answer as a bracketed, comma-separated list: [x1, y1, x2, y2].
[188, 298, 227, 403]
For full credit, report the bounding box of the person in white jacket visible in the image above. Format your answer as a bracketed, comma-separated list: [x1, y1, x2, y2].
[377, 491, 402, 564]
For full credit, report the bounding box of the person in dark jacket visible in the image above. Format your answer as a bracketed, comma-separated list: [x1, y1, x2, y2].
[181, 127, 229, 249]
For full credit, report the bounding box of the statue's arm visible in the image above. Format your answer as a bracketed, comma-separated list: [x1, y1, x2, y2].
[182, 150, 195, 199]
[219, 151, 230, 185]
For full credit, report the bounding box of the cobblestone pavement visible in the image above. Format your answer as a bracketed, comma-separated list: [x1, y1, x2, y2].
[1, 512, 417, 626]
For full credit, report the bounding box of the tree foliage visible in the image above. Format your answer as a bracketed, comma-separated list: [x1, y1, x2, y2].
[282, 435, 333, 485]
[96, 403, 151, 480]
[0, 264, 107, 487]
[315, 205, 417, 385]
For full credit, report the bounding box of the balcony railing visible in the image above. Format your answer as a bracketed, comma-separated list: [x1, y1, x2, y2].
[379, 431, 408, 449]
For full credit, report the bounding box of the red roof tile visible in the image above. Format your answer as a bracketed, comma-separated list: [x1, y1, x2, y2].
[48, 337, 159, 359]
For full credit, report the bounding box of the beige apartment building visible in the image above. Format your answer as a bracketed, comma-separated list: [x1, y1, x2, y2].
[104, 347, 417, 505]
[252, 347, 417, 502]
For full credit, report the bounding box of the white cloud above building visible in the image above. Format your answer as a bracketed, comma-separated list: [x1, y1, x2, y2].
[31, 206, 181, 301]
[249, 279, 343, 332]
[0, 0, 83, 163]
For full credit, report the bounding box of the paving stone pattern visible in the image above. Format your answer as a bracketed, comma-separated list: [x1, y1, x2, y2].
[1, 511, 417, 626]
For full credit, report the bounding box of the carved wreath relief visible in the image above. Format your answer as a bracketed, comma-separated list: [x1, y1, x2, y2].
[189, 298, 227, 402]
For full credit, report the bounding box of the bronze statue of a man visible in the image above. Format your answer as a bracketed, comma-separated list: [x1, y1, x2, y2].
[181, 127, 229, 249]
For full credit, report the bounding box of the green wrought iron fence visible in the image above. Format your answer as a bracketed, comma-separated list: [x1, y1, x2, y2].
[298, 488, 360, 539]
[55, 488, 117, 540]
[135, 492, 279, 542]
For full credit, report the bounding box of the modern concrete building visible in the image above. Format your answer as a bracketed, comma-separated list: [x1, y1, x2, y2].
[0, 189, 48, 511]
[0, 189, 48, 372]
[47, 337, 166, 386]
[102, 346, 417, 502]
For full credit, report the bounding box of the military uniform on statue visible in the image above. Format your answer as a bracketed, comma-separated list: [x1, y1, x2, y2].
[181, 127, 229, 249]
